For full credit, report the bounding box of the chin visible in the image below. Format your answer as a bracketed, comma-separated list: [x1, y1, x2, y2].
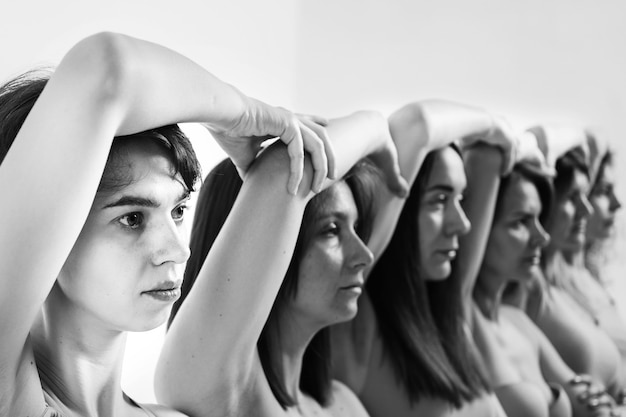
[126, 312, 169, 332]
[330, 302, 359, 325]
[424, 263, 451, 281]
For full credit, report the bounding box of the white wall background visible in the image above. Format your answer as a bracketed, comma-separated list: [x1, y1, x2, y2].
[2, 0, 626, 404]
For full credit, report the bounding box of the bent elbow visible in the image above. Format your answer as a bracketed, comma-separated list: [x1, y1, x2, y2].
[60, 32, 137, 105]
[388, 101, 430, 141]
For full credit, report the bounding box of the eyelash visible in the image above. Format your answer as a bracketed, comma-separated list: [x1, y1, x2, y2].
[117, 204, 188, 230]
[323, 223, 340, 236]
[172, 204, 188, 221]
[118, 212, 144, 230]
[430, 193, 463, 206]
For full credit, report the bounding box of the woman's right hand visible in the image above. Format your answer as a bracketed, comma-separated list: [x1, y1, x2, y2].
[205, 97, 336, 195]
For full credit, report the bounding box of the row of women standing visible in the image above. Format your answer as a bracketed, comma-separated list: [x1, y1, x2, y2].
[0, 32, 623, 417]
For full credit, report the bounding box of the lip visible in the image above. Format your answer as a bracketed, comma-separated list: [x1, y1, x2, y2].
[435, 248, 458, 260]
[142, 280, 182, 302]
[523, 254, 541, 265]
[571, 221, 587, 234]
[339, 280, 364, 294]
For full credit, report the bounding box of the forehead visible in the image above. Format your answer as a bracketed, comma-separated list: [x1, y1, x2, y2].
[598, 163, 615, 184]
[568, 169, 590, 194]
[500, 175, 542, 215]
[425, 147, 466, 191]
[96, 140, 185, 203]
[315, 181, 358, 219]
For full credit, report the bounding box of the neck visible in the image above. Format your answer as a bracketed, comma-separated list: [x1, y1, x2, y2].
[31, 284, 129, 417]
[474, 269, 508, 321]
[268, 307, 323, 403]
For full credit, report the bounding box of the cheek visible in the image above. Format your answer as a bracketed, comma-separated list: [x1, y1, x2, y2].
[60, 229, 140, 299]
[418, 211, 442, 252]
[551, 203, 575, 232]
[298, 249, 338, 294]
[591, 197, 610, 217]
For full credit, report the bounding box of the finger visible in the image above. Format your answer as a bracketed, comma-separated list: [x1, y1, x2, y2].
[281, 121, 305, 195]
[300, 117, 336, 179]
[296, 113, 329, 127]
[299, 121, 328, 193]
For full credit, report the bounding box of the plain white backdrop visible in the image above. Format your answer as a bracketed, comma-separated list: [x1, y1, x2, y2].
[3, 0, 626, 403]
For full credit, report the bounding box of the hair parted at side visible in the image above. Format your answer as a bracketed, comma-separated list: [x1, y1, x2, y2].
[107, 125, 202, 194]
[170, 157, 379, 409]
[367, 145, 490, 408]
[0, 69, 201, 192]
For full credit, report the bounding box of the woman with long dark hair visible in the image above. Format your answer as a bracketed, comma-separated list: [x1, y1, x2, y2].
[330, 100, 514, 416]
[155, 111, 408, 417]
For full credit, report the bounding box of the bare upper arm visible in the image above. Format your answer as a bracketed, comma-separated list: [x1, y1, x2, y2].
[0, 33, 132, 398]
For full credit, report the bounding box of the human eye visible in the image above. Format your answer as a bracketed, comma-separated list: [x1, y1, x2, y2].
[321, 222, 340, 237]
[596, 184, 612, 197]
[118, 212, 144, 229]
[172, 204, 188, 222]
[429, 193, 448, 206]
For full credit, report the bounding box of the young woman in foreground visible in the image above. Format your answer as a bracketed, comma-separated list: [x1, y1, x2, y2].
[155, 112, 408, 416]
[0, 32, 332, 417]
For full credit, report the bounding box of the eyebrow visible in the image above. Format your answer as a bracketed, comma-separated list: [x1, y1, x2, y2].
[313, 211, 356, 223]
[425, 185, 455, 193]
[102, 190, 190, 209]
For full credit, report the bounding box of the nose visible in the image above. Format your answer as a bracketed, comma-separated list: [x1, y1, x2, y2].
[577, 193, 593, 218]
[531, 219, 550, 248]
[347, 232, 374, 271]
[150, 219, 191, 266]
[610, 191, 622, 212]
[446, 200, 471, 236]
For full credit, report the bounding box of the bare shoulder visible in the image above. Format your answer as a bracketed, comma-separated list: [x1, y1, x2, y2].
[328, 380, 369, 417]
[142, 403, 188, 417]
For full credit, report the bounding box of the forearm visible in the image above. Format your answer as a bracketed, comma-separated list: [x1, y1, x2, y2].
[408, 99, 494, 150]
[457, 145, 502, 306]
[60, 32, 249, 136]
[322, 110, 391, 182]
[528, 125, 587, 168]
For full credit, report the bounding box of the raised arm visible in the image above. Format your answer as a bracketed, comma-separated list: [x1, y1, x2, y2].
[0, 31, 330, 407]
[453, 116, 520, 320]
[155, 111, 404, 416]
